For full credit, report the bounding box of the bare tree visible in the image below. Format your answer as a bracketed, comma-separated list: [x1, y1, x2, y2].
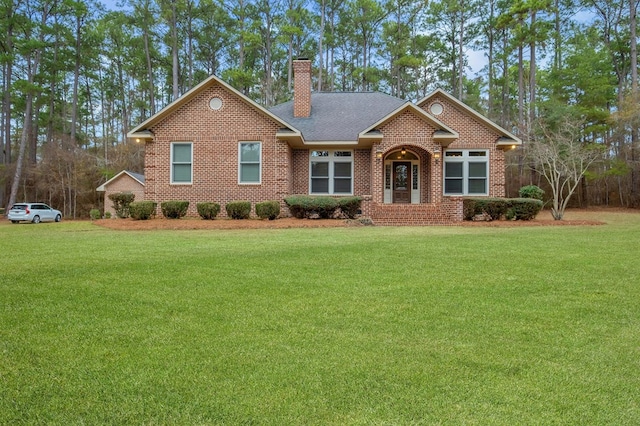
[527, 117, 604, 220]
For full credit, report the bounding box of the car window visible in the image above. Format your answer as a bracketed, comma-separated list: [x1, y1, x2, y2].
[11, 205, 27, 210]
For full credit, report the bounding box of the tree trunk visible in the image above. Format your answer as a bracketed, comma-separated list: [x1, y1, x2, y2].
[630, 0, 639, 206]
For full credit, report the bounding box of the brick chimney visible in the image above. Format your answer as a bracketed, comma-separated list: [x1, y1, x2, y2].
[293, 59, 312, 118]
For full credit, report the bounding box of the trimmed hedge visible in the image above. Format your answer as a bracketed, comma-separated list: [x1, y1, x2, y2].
[284, 195, 362, 219]
[197, 202, 221, 220]
[337, 196, 362, 219]
[464, 197, 543, 221]
[508, 198, 544, 221]
[108, 192, 135, 218]
[130, 201, 157, 220]
[161, 201, 189, 219]
[463, 197, 510, 221]
[90, 209, 101, 220]
[226, 201, 251, 219]
[255, 201, 280, 220]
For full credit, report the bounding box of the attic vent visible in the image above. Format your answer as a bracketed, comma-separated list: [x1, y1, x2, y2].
[430, 102, 443, 115]
[209, 97, 223, 110]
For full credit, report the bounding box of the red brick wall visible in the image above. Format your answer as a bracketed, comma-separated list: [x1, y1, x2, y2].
[145, 82, 290, 218]
[417, 95, 506, 197]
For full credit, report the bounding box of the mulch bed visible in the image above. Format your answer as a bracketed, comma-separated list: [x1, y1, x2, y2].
[94, 210, 610, 231]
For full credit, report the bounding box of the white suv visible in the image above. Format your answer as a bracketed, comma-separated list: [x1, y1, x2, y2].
[7, 203, 62, 224]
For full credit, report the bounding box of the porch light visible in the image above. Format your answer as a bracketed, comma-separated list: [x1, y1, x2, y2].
[433, 151, 441, 164]
[401, 146, 406, 155]
[376, 148, 383, 158]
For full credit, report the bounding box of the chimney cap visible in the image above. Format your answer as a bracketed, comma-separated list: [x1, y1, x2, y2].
[295, 57, 310, 61]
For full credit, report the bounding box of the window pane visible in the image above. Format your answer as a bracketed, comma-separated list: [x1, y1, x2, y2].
[240, 143, 260, 162]
[468, 179, 487, 194]
[445, 179, 463, 193]
[240, 164, 260, 182]
[469, 162, 487, 178]
[311, 178, 329, 193]
[311, 162, 329, 177]
[334, 178, 351, 193]
[445, 151, 463, 157]
[469, 151, 487, 157]
[334, 162, 351, 177]
[445, 162, 463, 178]
[311, 151, 329, 157]
[173, 144, 191, 163]
[173, 164, 191, 182]
[334, 151, 351, 157]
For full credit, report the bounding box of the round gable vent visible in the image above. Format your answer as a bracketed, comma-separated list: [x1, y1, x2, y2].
[209, 97, 223, 110]
[430, 102, 443, 115]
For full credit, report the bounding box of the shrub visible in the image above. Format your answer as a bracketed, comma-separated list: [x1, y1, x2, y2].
[105, 212, 111, 219]
[284, 195, 346, 219]
[255, 201, 280, 220]
[284, 195, 314, 219]
[337, 196, 362, 219]
[519, 185, 545, 201]
[508, 198, 543, 221]
[226, 201, 251, 219]
[314, 196, 339, 218]
[90, 209, 101, 220]
[129, 201, 157, 220]
[463, 197, 510, 221]
[197, 202, 221, 220]
[161, 201, 189, 219]
[108, 192, 135, 218]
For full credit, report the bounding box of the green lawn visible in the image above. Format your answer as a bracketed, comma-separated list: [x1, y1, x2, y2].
[1, 211, 639, 425]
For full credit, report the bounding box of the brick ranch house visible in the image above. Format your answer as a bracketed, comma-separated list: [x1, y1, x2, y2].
[127, 59, 521, 225]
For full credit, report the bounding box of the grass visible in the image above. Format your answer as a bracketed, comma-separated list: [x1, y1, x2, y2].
[1, 211, 639, 424]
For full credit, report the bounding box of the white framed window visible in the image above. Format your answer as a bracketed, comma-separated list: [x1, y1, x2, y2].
[310, 150, 353, 195]
[239, 142, 261, 184]
[171, 142, 193, 184]
[444, 150, 488, 195]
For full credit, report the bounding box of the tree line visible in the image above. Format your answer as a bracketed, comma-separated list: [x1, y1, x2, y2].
[1, 0, 638, 217]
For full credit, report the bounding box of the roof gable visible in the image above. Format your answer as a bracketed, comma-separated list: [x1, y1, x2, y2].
[417, 89, 521, 147]
[96, 170, 145, 192]
[359, 102, 459, 145]
[128, 75, 300, 140]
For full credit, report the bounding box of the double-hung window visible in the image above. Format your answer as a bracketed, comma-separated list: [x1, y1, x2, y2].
[310, 150, 353, 195]
[171, 142, 193, 184]
[239, 142, 261, 184]
[444, 150, 488, 195]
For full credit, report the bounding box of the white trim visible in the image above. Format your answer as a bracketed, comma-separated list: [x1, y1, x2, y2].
[170, 142, 193, 184]
[309, 150, 354, 195]
[443, 149, 489, 196]
[238, 142, 262, 185]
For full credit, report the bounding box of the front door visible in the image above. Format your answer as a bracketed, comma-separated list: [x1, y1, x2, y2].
[393, 162, 411, 203]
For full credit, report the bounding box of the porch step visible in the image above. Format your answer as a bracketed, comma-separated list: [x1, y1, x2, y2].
[370, 203, 458, 226]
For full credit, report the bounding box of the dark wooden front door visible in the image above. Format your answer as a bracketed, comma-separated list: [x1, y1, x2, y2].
[393, 162, 411, 203]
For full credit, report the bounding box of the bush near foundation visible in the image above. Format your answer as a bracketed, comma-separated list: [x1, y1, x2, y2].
[255, 201, 280, 220]
[130, 201, 157, 220]
[464, 197, 543, 221]
[463, 198, 510, 221]
[108, 192, 135, 218]
[226, 201, 251, 219]
[161, 201, 189, 219]
[197, 202, 221, 220]
[284, 195, 362, 219]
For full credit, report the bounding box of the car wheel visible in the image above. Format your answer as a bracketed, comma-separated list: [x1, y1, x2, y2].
[32, 215, 41, 224]
[55, 214, 61, 222]
[11, 220, 18, 224]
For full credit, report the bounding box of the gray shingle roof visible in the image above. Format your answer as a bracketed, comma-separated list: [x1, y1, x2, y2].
[269, 92, 407, 142]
